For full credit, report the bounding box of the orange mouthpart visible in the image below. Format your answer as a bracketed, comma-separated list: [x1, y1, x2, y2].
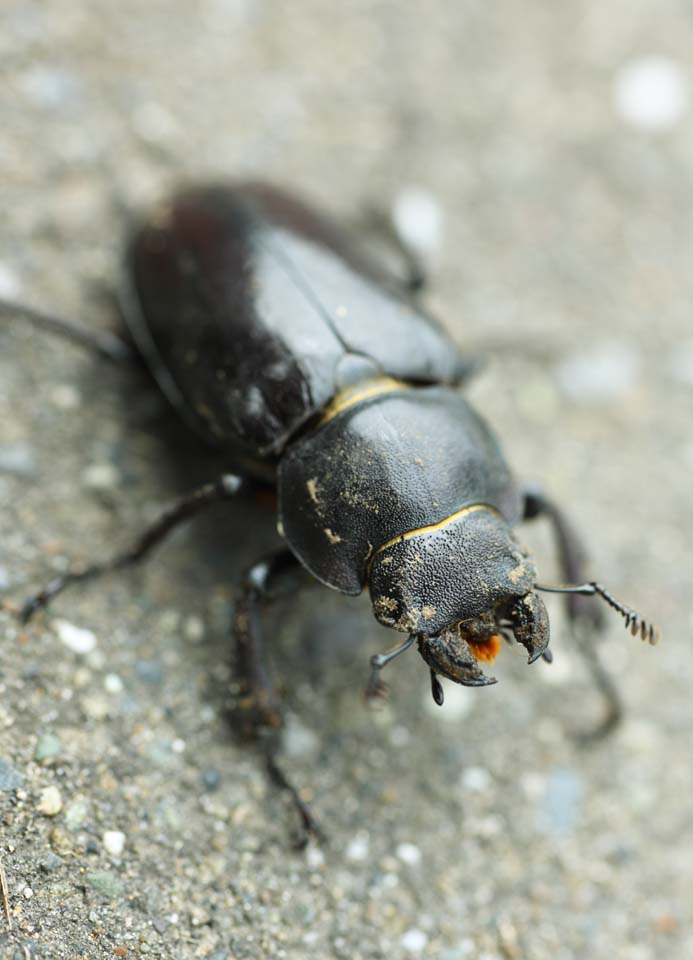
[467, 633, 503, 664]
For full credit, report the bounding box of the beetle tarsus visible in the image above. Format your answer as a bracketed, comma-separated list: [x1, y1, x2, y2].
[364, 635, 417, 703]
[264, 742, 325, 848]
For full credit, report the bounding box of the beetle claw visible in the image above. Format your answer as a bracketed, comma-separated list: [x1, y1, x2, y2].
[504, 593, 550, 665]
[417, 630, 497, 689]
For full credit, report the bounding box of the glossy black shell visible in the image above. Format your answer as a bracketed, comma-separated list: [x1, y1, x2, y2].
[122, 183, 467, 462]
[278, 388, 522, 594]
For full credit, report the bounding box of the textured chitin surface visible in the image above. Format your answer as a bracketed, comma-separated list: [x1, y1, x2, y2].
[278, 387, 523, 593]
[125, 184, 465, 458]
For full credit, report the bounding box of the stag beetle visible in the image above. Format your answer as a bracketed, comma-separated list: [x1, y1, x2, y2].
[1, 183, 658, 838]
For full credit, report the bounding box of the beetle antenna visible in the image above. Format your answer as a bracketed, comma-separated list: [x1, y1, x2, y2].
[535, 581, 660, 646]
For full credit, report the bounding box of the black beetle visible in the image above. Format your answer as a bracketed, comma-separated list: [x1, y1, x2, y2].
[1, 182, 658, 837]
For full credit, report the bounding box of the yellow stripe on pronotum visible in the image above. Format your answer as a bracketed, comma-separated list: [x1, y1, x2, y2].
[372, 503, 500, 561]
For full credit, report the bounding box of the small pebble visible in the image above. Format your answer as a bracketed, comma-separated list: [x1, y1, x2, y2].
[392, 186, 443, 256]
[49, 826, 73, 855]
[23, 886, 33, 899]
[190, 904, 211, 927]
[37, 785, 63, 816]
[0, 758, 23, 791]
[200, 768, 221, 792]
[396, 843, 422, 866]
[613, 56, 688, 130]
[537, 767, 584, 835]
[184, 614, 205, 641]
[81, 694, 109, 720]
[20, 65, 81, 108]
[555, 341, 641, 404]
[460, 766, 492, 792]
[82, 462, 120, 490]
[132, 101, 180, 148]
[64, 796, 89, 830]
[171, 738, 186, 754]
[86, 870, 125, 899]
[34, 733, 61, 763]
[0, 443, 36, 477]
[40, 853, 64, 873]
[50, 383, 81, 410]
[283, 715, 319, 757]
[400, 928, 428, 953]
[103, 830, 126, 856]
[305, 845, 325, 869]
[103, 673, 123, 694]
[345, 834, 370, 862]
[0, 262, 21, 298]
[136, 659, 163, 685]
[54, 620, 97, 655]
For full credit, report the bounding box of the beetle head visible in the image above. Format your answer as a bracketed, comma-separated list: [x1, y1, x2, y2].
[368, 505, 550, 686]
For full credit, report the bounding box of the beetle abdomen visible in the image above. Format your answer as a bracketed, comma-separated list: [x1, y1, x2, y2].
[278, 385, 523, 594]
[122, 183, 467, 460]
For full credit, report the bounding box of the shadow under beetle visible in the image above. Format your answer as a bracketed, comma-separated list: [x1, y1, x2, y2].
[1, 182, 658, 841]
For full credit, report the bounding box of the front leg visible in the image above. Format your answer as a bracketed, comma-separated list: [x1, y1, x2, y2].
[522, 485, 620, 737]
[523, 485, 603, 629]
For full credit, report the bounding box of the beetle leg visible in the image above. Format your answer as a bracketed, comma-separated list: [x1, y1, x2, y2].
[355, 206, 428, 292]
[522, 485, 623, 738]
[522, 485, 603, 629]
[0, 297, 133, 363]
[364, 634, 417, 702]
[19, 474, 251, 623]
[231, 549, 324, 845]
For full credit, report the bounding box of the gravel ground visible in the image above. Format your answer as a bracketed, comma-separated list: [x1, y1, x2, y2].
[1, 2, 692, 958]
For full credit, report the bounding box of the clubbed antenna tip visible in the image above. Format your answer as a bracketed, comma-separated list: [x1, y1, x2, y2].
[535, 580, 660, 646]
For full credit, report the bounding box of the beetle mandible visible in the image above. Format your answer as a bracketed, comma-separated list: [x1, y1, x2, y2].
[2, 182, 658, 836]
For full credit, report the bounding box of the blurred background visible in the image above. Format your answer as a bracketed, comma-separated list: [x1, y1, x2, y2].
[0, 1, 691, 958]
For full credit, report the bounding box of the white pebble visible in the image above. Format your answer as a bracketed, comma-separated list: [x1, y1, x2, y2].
[400, 928, 428, 953]
[555, 341, 641, 404]
[132, 101, 179, 147]
[103, 830, 126, 856]
[54, 620, 97, 655]
[183, 614, 205, 641]
[396, 842, 422, 865]
[82, 462, 120, 490]
[0, 263, 21, 299]
[36, 785, 63, 816]
[460, 766, 491, 792]
[345, 834, 369, 861]
[171, 738, 186, 754]
[283, 715, 319, 758]
[104, 673, 123, 694]
[23, 886, 33, 900]
[305, 845, 325, 869]
[613, 57, 688, 130]
[392, 187, 443, 256]
[50, 384, 82, 410]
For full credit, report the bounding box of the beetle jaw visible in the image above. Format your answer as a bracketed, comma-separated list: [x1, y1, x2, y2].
[416, 591, 551, 689]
